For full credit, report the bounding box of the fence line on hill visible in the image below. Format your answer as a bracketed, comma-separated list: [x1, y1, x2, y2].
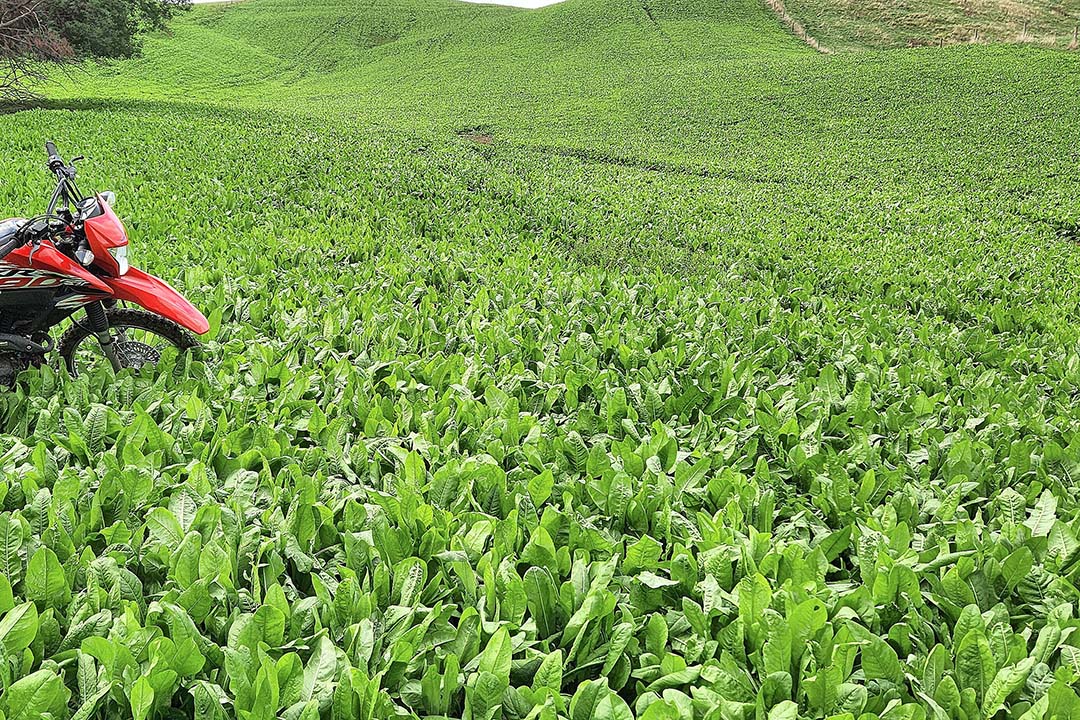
[762, 0, 832, 54]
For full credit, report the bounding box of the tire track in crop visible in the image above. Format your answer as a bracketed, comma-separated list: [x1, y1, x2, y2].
[762, 0, 832, 54]
[639, 0, 672, 44]
[277, 10, 415, 77]
[525, 143, 785, 185]
[290, 16, 355, 70]
[634, 0, 691, 59]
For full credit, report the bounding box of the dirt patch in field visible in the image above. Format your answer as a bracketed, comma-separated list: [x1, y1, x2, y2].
[457, 127, 494, 144]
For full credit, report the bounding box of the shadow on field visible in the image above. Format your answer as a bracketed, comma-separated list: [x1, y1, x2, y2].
[1052, 220, 1080, 243]
[1, 97, 279, 123]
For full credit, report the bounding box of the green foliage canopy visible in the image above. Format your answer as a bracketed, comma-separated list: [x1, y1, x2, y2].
[0, 0, 1079, 718]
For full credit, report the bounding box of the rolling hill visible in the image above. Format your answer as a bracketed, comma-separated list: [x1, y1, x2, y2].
[0, 0, 1079, 718]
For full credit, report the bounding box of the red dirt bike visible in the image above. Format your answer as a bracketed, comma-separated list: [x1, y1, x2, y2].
[0, 142, 208, 385]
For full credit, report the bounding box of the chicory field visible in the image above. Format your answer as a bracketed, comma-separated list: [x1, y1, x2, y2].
[1, 0, 1080, 718]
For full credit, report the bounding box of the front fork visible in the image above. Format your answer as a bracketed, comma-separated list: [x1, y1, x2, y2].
[85, 302, 123, 372]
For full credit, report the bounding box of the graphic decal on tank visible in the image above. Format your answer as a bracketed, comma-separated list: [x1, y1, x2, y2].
[0, 263, 96, 290]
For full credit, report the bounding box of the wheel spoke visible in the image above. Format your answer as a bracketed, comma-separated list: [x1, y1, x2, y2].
[65, 317, 192, 377]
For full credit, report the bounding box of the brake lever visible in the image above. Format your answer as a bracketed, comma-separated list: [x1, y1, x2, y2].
[27, 234, 42, 265]
[23, 218, 51, 265]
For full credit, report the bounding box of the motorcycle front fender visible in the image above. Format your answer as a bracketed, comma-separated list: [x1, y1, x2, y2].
[102, 267, 209, 335]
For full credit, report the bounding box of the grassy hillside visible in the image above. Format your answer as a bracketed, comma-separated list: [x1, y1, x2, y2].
[782, 0, 1080, 50]
[0, 0, 1079, 718]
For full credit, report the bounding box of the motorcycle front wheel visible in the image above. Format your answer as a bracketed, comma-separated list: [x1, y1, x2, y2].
[58, 307, 200, 377]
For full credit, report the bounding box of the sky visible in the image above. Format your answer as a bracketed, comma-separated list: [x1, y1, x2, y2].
[458, 0, 563, 6]
[191, 0, 564, 4]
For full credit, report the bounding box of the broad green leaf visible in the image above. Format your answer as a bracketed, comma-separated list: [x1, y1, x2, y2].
[25, 547, 70, 610]
[983, 657, 1035, 717]
[768, 701, 799, 720]
[594, 692, 633, 720]
[533, 649, 563, 692]
[1, 668, 69, 720]
[478, 627, 512, 679]
[528, 469, 555, 506]
[737, 573, 771, 628]
[645, 613, 668, 656]
[71, 683, 113, 720]
[955, 631, 996, 704]
[569, 680, 609, 720]
[602, 623, 633, 676]
[146, 507, 184, 547]
[0, 515, 23, 584]
[1024, 490, 1057, 538]
[861, 635, 902, 684]
[0, 601, 37, 654]
[638, 571, 679, 588]
[466, 671, 504, 720]
[130, 675, 154, 720]
[624, 535, 663, 574]
[1000, 547, 1033, 590]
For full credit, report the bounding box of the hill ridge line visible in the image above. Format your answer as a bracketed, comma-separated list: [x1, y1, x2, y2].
[763, 0, 832, 54]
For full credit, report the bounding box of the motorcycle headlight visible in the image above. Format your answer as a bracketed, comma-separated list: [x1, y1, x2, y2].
[108, 245, 129, 275]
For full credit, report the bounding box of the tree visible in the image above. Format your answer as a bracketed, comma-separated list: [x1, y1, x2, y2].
[1, 0, 189, 103]
[46, 0, 190, 59]
[1, 0, 72, 103]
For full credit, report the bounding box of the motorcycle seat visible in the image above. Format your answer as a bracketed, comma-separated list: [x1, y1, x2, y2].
[0, 218, 26, 259]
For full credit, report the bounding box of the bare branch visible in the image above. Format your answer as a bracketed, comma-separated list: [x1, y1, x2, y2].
[1, 0, 74, 102]
[0, 8, 36, 32]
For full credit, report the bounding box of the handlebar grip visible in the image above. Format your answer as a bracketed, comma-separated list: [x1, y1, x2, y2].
[45, 141, 62, 168]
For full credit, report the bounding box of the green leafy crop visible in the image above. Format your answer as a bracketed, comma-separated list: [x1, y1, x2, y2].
[0, 0, 1079, 718]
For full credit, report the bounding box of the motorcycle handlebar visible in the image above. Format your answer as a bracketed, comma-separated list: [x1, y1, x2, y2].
[19, 216, 64, 244]
[45, 141, 64, 171]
